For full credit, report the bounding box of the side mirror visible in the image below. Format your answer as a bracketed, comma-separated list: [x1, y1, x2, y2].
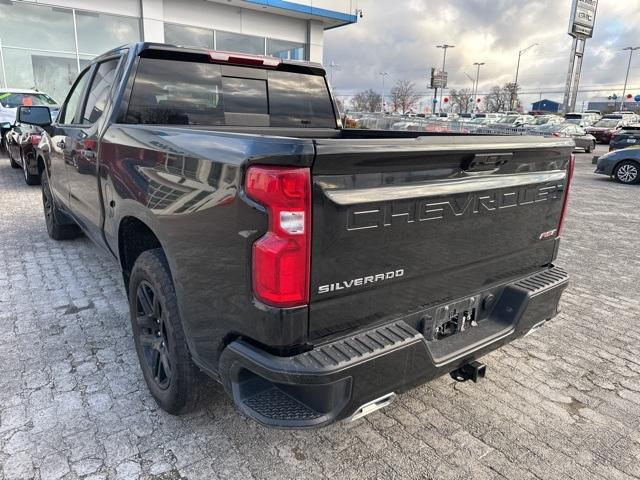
[17, 106, 51, 127]
[0, 122, 11, 129]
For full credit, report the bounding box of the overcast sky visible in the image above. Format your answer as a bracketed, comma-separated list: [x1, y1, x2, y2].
[323, 0, 640, 110]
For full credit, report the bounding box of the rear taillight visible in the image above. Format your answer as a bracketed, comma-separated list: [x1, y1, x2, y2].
[245, 166, 311, 308]
[30, 134, 41, 146]
[557, 153, 575, 237]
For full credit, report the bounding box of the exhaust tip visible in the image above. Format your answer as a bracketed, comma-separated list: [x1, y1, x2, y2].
[350, 392, 396, 422]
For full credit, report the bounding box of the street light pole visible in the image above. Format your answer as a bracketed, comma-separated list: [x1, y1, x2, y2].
[512, 43, 538, 110]
[436, 44, 454, 113]
[621, 47, 640, 110]
[379, 72, 388, 112]
[464, 72, 475, 113]
[328, 61, 340, 86]
[473, 62, 485, 112]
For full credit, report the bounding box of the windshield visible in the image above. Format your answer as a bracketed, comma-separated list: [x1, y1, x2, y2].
[532, 116, 552, 125]
[593, 119, 619, 128]
[0, 92, 57, 108]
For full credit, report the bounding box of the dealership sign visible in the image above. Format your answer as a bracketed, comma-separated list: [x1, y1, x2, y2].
[430, 68, 448, 89]
[568, 0, 598, 38]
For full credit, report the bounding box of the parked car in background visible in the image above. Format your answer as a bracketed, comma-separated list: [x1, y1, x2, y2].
[474, 112, 503, 122]
[536, 122, 596, 152]
[0, 89, 59, 151]
[609, 125, 640, 151]
[584, 110, 601, 117]
[595, 147, 640, 184]
[492, 114, 533, 127]
[528, 115, 563, 127]
[564, 112, 597, 127]
[4, 122, 43, 184]
[585, 118, 628, 144]
[612, 111, 638, 121]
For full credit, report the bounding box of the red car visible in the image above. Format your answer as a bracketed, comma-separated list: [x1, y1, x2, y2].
[586, 118, 627, 144]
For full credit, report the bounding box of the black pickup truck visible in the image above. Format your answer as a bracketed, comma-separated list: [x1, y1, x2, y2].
[18, 42, 574, 429]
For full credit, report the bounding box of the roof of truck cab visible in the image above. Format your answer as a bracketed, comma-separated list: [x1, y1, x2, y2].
[93, 42, 326, 76]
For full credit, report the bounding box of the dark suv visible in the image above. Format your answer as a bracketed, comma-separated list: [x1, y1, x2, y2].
[609, 125, 640, 151]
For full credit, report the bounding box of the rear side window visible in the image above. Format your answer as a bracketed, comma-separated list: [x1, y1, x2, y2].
[125, 57, 336, 128]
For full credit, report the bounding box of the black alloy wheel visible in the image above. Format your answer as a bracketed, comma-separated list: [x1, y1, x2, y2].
[135, 280, 173, 390]
[128, 249, 206, 414]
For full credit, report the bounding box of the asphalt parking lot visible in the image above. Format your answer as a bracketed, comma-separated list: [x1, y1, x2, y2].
[1, 145, 639, 480]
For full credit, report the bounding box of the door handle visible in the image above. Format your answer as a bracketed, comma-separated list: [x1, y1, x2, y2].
[56, 140, 65, 149]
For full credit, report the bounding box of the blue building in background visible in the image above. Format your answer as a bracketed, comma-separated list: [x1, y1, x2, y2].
[531, 99, 560, 113]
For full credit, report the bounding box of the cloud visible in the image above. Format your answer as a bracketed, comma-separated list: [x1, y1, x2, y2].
[324, 0, 640, 109]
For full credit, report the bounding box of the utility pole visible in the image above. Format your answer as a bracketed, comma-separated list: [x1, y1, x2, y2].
[621, 47, 640, 110]
[473, 62, 485, 112]
[327, 61, 340, 86]
[379, 72, 388, 112]
[512, 43, 538, 110]
[436, 44, 454, 113]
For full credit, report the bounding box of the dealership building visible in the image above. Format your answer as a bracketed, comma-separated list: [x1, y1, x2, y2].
[0, 0, 357, 102]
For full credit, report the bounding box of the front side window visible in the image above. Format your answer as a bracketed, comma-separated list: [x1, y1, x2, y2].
[60, 68, 91, 125]
[82, 59, 120, 124]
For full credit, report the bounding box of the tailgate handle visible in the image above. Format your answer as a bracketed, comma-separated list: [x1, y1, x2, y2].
[465, 153, 512, 174]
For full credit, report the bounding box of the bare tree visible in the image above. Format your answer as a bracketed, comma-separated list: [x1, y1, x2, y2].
[390, 80, 421, 114]
[350, 89, 382, 112]
[485, 85, 507, 112]
[449, 88, 473, 113]
[485, 83, 521, 113]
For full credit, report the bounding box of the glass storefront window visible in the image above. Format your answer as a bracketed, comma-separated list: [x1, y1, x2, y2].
[0, 2, 76, 52]
[75, 11, 140, 55]
[165, 24, 214, 49]
[216, 31, 265, 55]
[2, 48, 78, 103]
[267, 39, 305, 60]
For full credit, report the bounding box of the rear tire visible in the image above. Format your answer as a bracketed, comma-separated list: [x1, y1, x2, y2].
[128, 249, 206, 414]
[9, 148, 20, 169]
[41, 173, 82, 240]
[614, 160, 640, 185]
[586, 141, 595, 153]
[23, 154, 40, 185]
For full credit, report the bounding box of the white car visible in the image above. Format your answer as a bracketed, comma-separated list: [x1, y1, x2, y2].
[0, 88, 59, 151]
[564, 112, 598, 127]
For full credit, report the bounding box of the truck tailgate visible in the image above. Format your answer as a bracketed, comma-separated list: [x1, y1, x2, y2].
[308, 135, 574, 339]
